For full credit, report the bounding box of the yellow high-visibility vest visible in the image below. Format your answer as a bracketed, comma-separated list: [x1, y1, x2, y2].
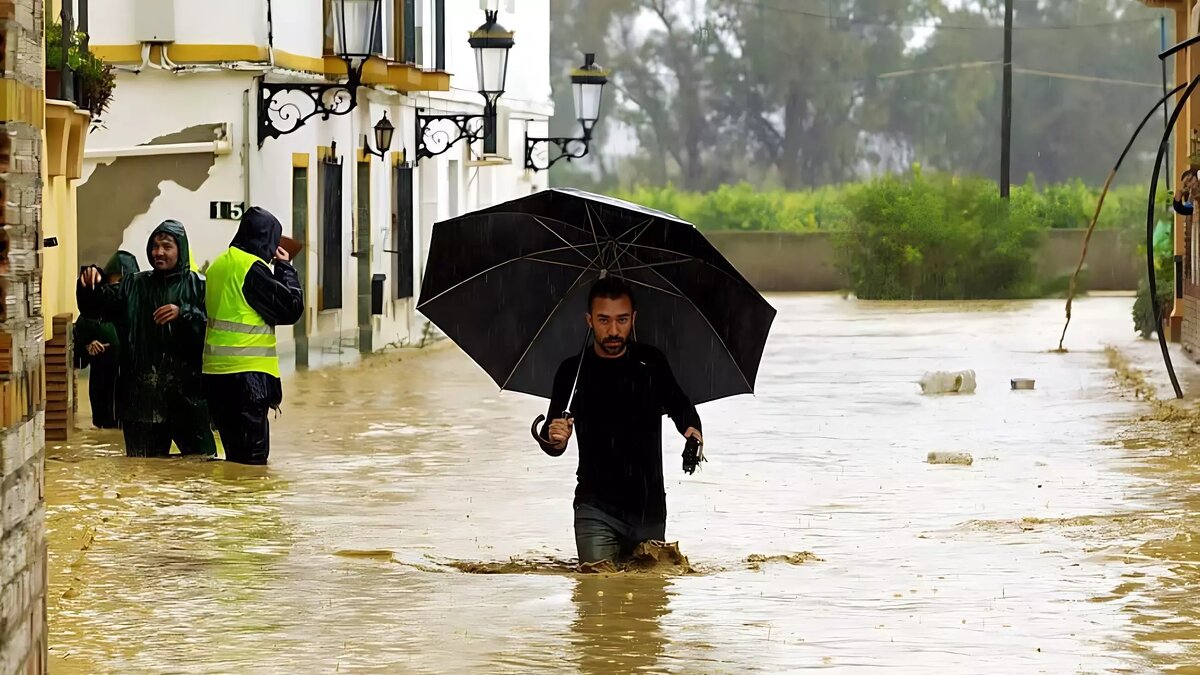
[202, 247, 279, 377]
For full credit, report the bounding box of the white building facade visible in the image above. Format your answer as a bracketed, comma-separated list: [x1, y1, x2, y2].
[79, 0, 552, 371]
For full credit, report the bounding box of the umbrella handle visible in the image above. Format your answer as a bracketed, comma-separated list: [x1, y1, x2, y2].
[530, 412, 573, 445]
[530, 414, 546, 443]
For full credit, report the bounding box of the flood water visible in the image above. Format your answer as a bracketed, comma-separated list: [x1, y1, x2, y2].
[44, 294, 1200, 673]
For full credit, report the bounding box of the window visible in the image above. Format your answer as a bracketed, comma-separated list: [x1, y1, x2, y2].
[355, 159, 371, 265]
[401, 0, 417, 64]
[434, 0, 445, 70]
[393, 166, 415, 299]
[394, 0, 443, 67]
[291, 164, 309, 298]
[319, 154, 344, 310]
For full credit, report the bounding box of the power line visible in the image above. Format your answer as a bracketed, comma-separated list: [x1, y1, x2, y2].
[712, 0, 1163, 32]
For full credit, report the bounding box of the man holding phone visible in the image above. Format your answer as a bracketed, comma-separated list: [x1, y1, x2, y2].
[202, 206, 304, 464]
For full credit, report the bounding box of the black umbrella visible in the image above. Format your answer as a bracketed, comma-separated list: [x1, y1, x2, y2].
[416, 187, 776, 411]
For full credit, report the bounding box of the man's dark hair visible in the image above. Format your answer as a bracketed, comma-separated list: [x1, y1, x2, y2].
[1184, 169, 1197, 181]
[587, 276, 636, 313]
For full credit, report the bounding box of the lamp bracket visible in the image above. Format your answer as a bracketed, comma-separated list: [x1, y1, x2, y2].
[415, 109, 486, 161]
[257, 66, 363, 147]
[524, 135, 592, 172]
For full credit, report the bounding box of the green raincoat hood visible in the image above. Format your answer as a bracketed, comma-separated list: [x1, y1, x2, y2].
[146, 220, 192, 275]
[103, 250, 140, 279]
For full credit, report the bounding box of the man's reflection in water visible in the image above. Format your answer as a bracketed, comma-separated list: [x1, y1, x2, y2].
[570, 574, 672, 674]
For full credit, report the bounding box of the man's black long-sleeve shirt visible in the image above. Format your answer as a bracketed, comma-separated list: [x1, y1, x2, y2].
[537, 341, 701, 526]
[242, 258, 303, 326]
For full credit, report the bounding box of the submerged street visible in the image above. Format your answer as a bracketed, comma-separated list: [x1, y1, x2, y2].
[44, 294, 1200, 673]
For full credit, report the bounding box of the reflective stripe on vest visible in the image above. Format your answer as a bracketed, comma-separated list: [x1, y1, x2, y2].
[208, 318, 274, 335]
[202, 246, 281, 377]
[204, 344, 278, 358]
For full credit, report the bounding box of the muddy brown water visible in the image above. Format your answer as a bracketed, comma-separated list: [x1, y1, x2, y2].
[43, 294, 1200, 672]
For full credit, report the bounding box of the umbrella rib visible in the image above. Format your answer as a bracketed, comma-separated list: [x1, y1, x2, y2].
[417, 245, 592, 308]
[532, 216, 597, 264]
[624, 250, 755, 393]
[614, 258, 695, 272]
[465, 211, 596, 238]
[499, 249, 604, 390]
[620, 275, 682, 297]
[525, 258, 593, 270]
[621, 243, 760, 290]
[584, 202, 602, 251]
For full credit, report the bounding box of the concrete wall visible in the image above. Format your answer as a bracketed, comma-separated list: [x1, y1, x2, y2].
[0, 0, 48, 672]
[706, 228, 1141, 293]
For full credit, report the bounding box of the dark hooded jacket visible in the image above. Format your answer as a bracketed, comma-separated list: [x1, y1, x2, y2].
[73, 250, 138, 368]
[77, 221, 210, 424]
[206, 207, 304, 408]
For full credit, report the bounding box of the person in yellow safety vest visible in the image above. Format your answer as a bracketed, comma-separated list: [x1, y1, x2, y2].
[202, 207, 304, 464]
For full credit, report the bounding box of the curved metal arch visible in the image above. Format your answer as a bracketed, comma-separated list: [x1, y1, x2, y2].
[1059, 81, 1186, 351]
[1144, 71, 1200, 399]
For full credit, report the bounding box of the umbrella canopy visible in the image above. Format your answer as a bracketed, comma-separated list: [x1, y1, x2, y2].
[416, 188, 776, 406]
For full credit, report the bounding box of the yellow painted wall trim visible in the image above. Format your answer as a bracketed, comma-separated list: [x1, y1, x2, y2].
[390, 150, 406, 167]
[90, 42, 450, 91]
[317, 145, 335, 162]
[292, 152, 311, 168]
[67, 111, 89, 180]
[0, 81, 45, 128]
[167, 44, 270, 63]
[90, 44, 144, 63]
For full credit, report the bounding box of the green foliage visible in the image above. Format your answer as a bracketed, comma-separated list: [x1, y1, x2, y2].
[1132, 223, 1176, 339]
[830, 170, 1045, 300]
[614, 175, 1160, 234]
[45, 20, 116, 123]
[612, 170, 1172, 300]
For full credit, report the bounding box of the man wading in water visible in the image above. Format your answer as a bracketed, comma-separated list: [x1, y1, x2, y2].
[536, 277, 703, 565]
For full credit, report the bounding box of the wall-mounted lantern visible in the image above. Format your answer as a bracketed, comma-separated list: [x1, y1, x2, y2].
[524, 53, 609, 172]
[362, 112, 395, 160]
[257, 0, 382, 146]
[414, 10, 514, 162]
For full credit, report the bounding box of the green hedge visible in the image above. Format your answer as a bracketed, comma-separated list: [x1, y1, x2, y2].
[612, 170, 1170, 301]
[613, 174, 1162, 234]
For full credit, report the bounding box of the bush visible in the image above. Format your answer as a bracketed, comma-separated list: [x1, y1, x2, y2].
[831, 169, 1044, 300]
[610, 171, 1167, 300]
[1132, 222, 1176, 339]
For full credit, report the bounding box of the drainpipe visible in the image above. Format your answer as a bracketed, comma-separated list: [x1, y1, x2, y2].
[244, 89, 252, 207]
[78, 0, 89, 51]
[266, 0, 276, 68]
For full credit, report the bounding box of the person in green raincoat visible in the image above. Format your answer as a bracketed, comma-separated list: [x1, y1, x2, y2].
[77, 221, 217, 458]
[73, 250, 138, 429]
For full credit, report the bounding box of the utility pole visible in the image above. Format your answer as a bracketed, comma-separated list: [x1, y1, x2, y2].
[1000, 0, 1013, 199]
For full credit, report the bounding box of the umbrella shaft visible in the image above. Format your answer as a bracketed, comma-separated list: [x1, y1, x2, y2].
[563, 327, 593, 416]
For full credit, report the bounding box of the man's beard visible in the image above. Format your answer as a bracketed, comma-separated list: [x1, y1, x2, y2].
[597, 336, 626, 355]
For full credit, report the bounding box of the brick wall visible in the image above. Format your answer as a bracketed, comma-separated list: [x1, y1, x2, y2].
[0, 0, 47, 673]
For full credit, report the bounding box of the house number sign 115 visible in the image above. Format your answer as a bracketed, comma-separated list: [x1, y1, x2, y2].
[210, 201, 246, 220]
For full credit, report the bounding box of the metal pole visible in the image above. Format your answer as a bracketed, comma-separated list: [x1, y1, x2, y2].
[1162, 16, 1172, 192]
[1000, 0, 1013, 198]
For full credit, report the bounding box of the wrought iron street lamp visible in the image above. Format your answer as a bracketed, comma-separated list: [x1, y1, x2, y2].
[524, 53, 609, 172]
[415, 10, 515, 161]
[362, 112, 395, 160]
[257, 0, 382, 146]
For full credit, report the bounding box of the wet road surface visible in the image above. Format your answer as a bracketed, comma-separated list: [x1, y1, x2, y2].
[44, 294, 1200, 673]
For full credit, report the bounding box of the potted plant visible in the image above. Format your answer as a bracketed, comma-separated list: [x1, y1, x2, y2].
[45, 20, 115, 127]
[75, 49, 115, 125]
[44, 20, 81, 99]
